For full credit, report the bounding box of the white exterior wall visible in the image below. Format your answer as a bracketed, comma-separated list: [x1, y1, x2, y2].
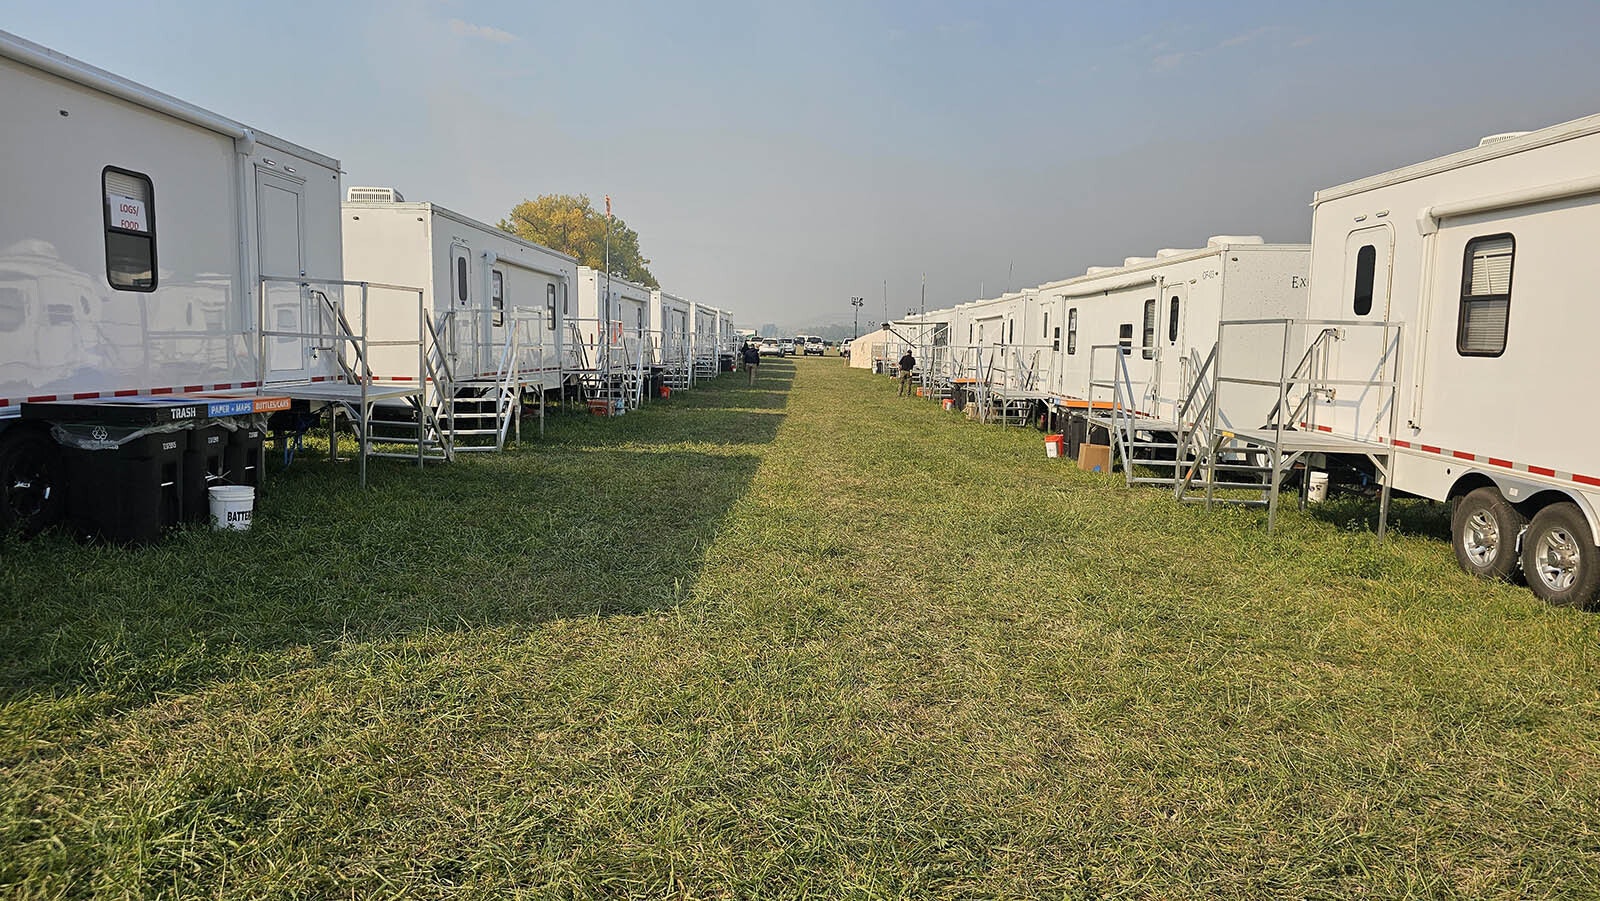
[1305, 114, 1600, 537]
[341, 202, 575, 388]
[576, 268, 652, 368]
[1038, 242, 1308, 424]
[653, 290, 692, 365]
[0, 31, 342, 415]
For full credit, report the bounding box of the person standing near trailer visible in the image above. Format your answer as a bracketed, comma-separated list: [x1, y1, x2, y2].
[742, 342, 760, 385]
[897, 350, 917, 396]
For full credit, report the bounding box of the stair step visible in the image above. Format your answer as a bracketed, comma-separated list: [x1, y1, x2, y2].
[1180, 497, 1270, 507]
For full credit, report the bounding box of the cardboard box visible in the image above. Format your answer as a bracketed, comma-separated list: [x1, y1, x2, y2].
[1078, 443, 1112, 473]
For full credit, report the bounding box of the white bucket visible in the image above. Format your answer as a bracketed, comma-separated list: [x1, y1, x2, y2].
[208, 484, 255, 531]
[1307, 471, 1330, 503]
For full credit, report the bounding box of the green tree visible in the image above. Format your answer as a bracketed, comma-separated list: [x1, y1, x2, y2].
[498, 194, 658, 288]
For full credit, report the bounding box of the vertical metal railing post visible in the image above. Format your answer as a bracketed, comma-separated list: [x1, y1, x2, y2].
[1266, 320, 1293, 534]
[415, 287, 426, 469]
[357, 282, 369, 488]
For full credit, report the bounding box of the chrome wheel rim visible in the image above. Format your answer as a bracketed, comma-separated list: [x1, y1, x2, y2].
[1462, 510, 1499, 567]
[1533, 527, 1581, 592]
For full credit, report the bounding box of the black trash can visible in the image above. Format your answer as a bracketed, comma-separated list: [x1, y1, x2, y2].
[225, 423, 266, 490]
[182, 425, 228, 523]
[64, 431, 185, 544]
[1064, 413, 1089, 459]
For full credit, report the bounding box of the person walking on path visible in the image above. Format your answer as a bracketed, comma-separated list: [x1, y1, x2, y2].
[742, 342, 761, 385]
[897, 349, 917, 396]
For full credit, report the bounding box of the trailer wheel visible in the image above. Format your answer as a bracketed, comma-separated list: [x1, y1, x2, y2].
[1451, 487, 1525, 582]
[1519, 503, 1600, 610]
[0, 428, 67, 536]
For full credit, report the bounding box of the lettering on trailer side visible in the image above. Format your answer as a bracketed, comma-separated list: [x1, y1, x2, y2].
[1291, 276, 1311, 289]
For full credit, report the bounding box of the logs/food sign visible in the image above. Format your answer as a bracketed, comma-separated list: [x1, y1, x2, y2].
[107, 193, 149, 232]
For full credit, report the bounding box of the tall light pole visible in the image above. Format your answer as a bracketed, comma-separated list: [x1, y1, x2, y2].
[850, 296, 864, 339]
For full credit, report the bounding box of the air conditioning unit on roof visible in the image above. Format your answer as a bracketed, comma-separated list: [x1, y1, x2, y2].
[346, 186, 405, 203]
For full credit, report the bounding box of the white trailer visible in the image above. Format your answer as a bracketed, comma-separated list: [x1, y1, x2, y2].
[575, 268, 653, 409]
[652, 289, 693, 389]
[0, 30, 426, 534]
[690, 302, 723, 382]
[1037, 238, 1309, 426]
[341, 192, 576, 450]
[1293, 114, 1600, 606]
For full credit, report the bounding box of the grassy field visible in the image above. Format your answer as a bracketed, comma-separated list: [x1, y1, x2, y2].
[3, 357, 1599, 898]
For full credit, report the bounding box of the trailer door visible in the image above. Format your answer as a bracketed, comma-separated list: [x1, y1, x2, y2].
[448, 243, 479, 375]
[1336, 225, 1395, 440]
[257, 171, 313, 379]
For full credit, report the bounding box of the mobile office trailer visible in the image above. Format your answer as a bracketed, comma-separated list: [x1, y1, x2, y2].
[719, 310, 738, 366]
[652, 289, 693, 388]
[1293, 114, 1600, 605]
[1038, 238, 1309, 425]
[0, 30, 424, 533]
[340, 192, 576, 450]
[575, 268, 652, 409]
[690, 302, 722, 381]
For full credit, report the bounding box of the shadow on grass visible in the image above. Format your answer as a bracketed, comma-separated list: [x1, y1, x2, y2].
[1303, 492, 1452, 541]
[0, 369, 788, 713]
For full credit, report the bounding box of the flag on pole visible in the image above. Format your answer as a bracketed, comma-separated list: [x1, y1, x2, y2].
[605, 195, 612, 218]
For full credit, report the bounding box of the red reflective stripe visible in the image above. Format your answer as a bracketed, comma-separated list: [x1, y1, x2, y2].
[1420, 444, 1442, 454]
[1487, 457, 1514, 468]
[214, 383, 233, 390]
[72, 392, 100, 400]
[1452, 450, 1475, 461]
[1574, 474, 1600, 488]
[113, 389, 140, 397]
[26, 394, 54, 402]
[183, 385, 203, 392]
[1530, 465, 1557, 477]
[1392, 439, 1412, 448]
[149, 387, 174, 395]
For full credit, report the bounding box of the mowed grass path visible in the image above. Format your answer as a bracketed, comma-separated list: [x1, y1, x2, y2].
[3, 357, 1599, 897]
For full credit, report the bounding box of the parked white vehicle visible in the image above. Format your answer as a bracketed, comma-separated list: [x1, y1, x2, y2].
[1299, 114, 1600, 606]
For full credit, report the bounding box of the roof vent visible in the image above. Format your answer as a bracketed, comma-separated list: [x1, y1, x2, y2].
[1478, 131, 1530, 147]
[346, 186, 405, 203]
[1086, 266, 1118, 276]
[1206, 235, 1265, 248]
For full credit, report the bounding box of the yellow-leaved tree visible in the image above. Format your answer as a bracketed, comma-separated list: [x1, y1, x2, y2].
[498, 194, 658, 288]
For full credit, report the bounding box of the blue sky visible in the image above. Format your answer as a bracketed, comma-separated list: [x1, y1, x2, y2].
[5, 0, 1599, 328]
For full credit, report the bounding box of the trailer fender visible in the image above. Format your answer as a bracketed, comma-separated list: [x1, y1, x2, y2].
[1451, 470, 1600, 548]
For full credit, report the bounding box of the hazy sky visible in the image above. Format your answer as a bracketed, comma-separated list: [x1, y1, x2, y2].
[6, 1, 1599, 328]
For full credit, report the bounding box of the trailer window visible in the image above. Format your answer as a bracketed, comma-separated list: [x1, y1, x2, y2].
[1042, 311, 1049, 339]
[491, 269, 504, 327]
[1052, 326, 1060, 352]
[1007, 319, 1014, 344]
[545, 283, 556, 329]
[1168, 296, 1180, 342]
[0, 287, 25, 332]
[103, 168, 156, 291]
[1067, 308, 1078, 355]
[1141, 299, 1156, 359]
[1118, 323, 1133, 355]
[1352, 244, 1376, 315]
[1457, 234, 1514, 357]
[456, 256, 468, 303]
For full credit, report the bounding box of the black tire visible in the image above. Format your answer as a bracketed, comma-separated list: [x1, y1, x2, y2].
[1519, 503, 1600, 610]
[1451, 487, 1526, 582]
[0, 428, 67, 536]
